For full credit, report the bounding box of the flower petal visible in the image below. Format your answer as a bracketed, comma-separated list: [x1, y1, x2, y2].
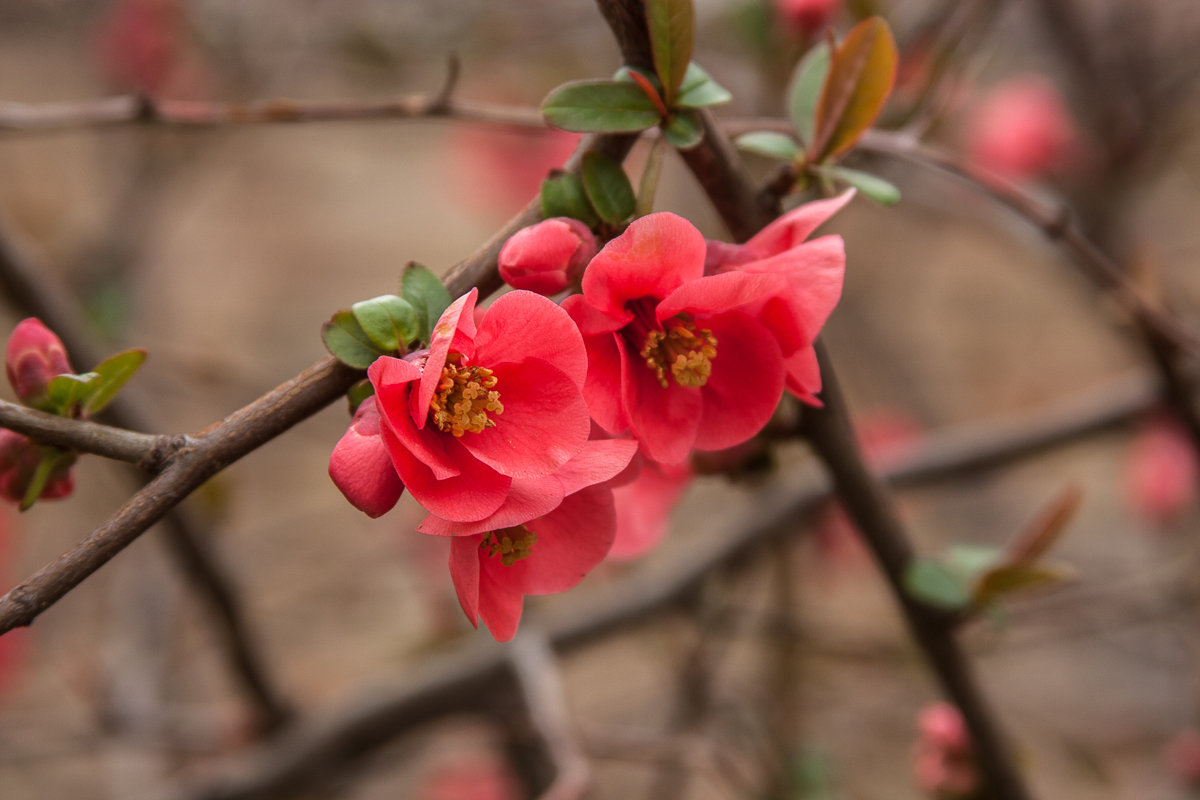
[328, 397, 405, 518]
[474, 290, 588, 389]
[562, 293, 627, 336]
[417, 474, 565, 536]
[579, 332, 628, 435]
[457, 359, 589, 478]
[381, 420, 511, 522]
[784, 344, 823, 405]
[610, 459, 692, 560]
[656, 270, 785, 320]
[736, 234, 846, 345]
[478, 568, 526, 642]
[417, 289, 479, 427]
[693, 311, 784, 452]
[744, 189, 854, 259]
[581, 212, 706, 316]
[554, 438, 640, 496]
[371, 357, 460, 480]
[449, 536, 482, 627]
[623, 345, 702, 465]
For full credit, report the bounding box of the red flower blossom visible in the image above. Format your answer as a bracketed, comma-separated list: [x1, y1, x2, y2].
[913, 702, 979, 800]
[965, 77, 1078, 180]
[6, 318, 72, 410]
[328, 396, 404, 518]
[563, 213, 788, 464]
[421, 438, 636, 641]
[705, 191, 851, 405]
[369, 289, 591, 523]
[776, 0, 838, 37]
[609, 454, 692, 560]
[1125, 415, 1199, 525]
[499, 217, 596, 296]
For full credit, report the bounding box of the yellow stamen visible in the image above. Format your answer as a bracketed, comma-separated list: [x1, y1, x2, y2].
[480, 526, 537, 566]
[640, 316, 718, 388]
[429, 353, 503, 437]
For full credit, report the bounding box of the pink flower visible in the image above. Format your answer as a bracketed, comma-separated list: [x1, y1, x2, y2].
[0, 430, 75, 506]
[705, 192, 851, 404]
[563, 213, 788, 464]
[369, 289, 592, 523]
[6, 318, 72, 410]
[499, 218, 596, 296]
[776, 0, 838, 37]
[966, 78, 1077, 180]
[609, 454, 692, 560]
[1166, 727, 1200, 786]
[1125, 416, 1199, 525]
[417, 757, 521, 800]
[913, 702, 979, 800]
[420, 437, 637, 641]
[328, 396, 404, 518]
[450, 126, 581, 216]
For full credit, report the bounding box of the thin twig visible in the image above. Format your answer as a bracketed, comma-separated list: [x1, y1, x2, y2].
[161, 369, 1152, 800]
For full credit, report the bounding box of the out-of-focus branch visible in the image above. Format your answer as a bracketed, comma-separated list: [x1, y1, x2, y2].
[162, 369, 1152, 800]
[801, 342, 1032, 800]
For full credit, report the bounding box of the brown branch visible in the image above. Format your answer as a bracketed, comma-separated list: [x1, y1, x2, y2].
[0, 398, 169, 469]
[801, 342, 1033, 800]
[0, 211, 294, 732]
[161, 370, 1152, 800]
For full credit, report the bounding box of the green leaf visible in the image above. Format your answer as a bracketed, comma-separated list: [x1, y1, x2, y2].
[636, 135, 667, 217]
[646, 0, 694, 105]
[788, 41, 831, 147]
[735, 131, 802, 161]
[811, 17, 898, 161]
[944, 543, 1002, 581]
[347, 379, 375, 416]
[972, 562, 1074, 608]
[46, 372, 101, 417]
[322, 310, 381, 370]
[675, 62, 733, 108]
[540, 171, 601, 228]
[662, 110, 704, 149]
[581, 150, 637, 225]
[814, 164, 901, 204]
[903, 559, 971, 610]
[82, 348, 146, 416]
[351, 294, 419, 353]
[542, 80, 663, 133]
[401, 262, 453, 344]
[20, 447, 73, 511]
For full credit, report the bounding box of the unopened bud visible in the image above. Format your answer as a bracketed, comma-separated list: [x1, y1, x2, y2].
[5, 318, 72, 410]
[498, 218, 596, 295]
[776, 0, 838, 37]
[0, 430, 75, 506]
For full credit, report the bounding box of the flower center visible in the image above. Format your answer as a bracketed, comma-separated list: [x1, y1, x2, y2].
[480, 525, 537, 566]
[640, 315, 718, 389]
[429, 352, 503, 437]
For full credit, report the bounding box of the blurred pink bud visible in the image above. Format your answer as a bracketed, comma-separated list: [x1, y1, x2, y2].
[417, 758, 521, 800]
[95, 0, 185, 94]
[499, 218, 597, 295]
[1167, 727, 1200, 785]
[5, 318, 72, 409]
[776, 0, 838, 37]
[966, 78, 1077, 180]
[918, 702, 971, 753]
[0, 430, 75, 505]
[328, 396, 404, 518]
[609, 454, 692, 560]
[1125, 416, 1199, 525]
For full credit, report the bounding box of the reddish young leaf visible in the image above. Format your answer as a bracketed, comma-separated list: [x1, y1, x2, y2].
[645, 0, 695, 106]
[810, 16, 898, 162]
[1004, 483, 1082, 565]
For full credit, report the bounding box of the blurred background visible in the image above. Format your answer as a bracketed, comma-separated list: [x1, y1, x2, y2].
[2, 0, 1200, 797]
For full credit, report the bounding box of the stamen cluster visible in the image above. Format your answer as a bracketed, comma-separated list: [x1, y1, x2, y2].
[640, 317, 718, 388]
[429, 354, 502, 437]
[480, 526, 538, 566]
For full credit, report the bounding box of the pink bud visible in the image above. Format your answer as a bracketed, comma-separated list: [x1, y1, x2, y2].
[1167, 728, 1200, 785]
[328, 396, 404, 518]
[5, 318, 72, 409]
[918, 702, 971, 753]
[498, 218, 597, 295]
[966, 78, 1077, 180]
[775, 0, 838, 37]
[1125, 417, 1199, 525]
[0, 430, 75, 505]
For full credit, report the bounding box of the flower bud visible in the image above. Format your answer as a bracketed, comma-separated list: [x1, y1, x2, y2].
[5, 318, 72, 410]
[498, 218, 596, 295]
[329, 396, 404, 518]
[1167, 728, 1200, 786]
[776, 0, 838, 38]
[966, 78, 1077, 180]
[0, 430, 75, 506]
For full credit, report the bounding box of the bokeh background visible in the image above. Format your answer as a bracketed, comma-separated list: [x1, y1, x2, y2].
[2, 0, 1200, 797]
